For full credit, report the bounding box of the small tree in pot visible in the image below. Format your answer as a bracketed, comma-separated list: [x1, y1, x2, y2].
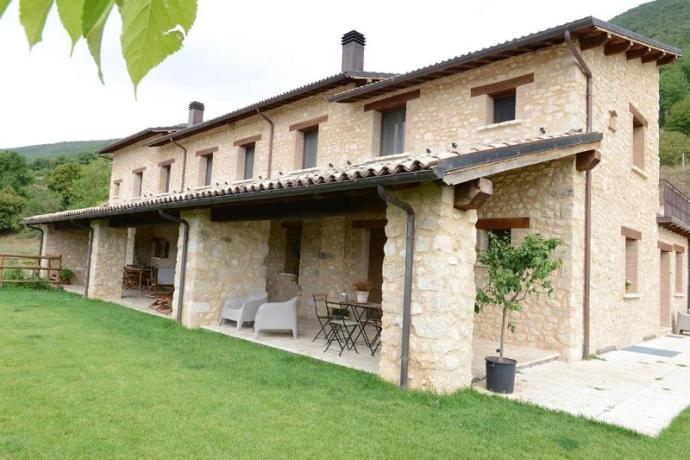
[476, 232, 562, 394]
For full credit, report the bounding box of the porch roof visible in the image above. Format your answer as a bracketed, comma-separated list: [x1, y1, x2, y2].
[22, 131, 602, 225]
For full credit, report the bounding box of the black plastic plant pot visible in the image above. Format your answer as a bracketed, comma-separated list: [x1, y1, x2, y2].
[485, 356, 517, 394]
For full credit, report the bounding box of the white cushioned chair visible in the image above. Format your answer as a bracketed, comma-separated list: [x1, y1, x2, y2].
[677, 311, 690, 334]
[218, 291, 268, 329]
[254, 296, 299, 338]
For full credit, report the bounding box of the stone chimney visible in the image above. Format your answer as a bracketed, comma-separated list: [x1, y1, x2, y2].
[341, 30, 365, 72]
[188, 101, 205, 126]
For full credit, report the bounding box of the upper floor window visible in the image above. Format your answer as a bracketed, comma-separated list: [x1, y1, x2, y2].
[243, 144, 255, 180]
[201, 154, 213, 186]
[133, 170, 144, 197]
[621, 226, 641, 295]
[113, 179, 122, 197]
[159, 162, 172, 193]
[630, 104, 647, 172]
[380, 108, 406, 156]
[302, 128, 318, 169]
[289, 115, 327, 170]
[492, 90, 516, 124]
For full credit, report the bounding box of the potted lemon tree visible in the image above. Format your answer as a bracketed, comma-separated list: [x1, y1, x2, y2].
[475, 233, 562, 394]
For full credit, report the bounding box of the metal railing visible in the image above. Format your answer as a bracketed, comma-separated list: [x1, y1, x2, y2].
[660, 180, 690, 226]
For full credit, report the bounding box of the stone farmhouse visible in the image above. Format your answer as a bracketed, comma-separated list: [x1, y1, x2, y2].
[23, 17, 688, 393]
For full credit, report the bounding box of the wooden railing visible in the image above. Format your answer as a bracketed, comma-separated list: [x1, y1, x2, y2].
[0, 254, 62, 286]
[660, 180, 690, 226]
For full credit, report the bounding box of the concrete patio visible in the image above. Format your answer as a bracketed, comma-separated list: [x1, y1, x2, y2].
[62, 285, 172, 320]
[476, 334, 690, 436]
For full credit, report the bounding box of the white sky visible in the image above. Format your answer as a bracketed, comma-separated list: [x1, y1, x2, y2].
[0, 0, 650, 148]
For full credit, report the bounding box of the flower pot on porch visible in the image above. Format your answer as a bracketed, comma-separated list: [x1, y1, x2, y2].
[355, 291, 369, 303]
[485, 356, 517, 394]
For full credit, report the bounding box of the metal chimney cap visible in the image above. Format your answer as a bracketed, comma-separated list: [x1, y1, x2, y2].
[188, 101, 205, 111]
[342, 30, 365, 46]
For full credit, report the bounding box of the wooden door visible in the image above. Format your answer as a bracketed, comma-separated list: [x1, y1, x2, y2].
[368, 228, 386, 304]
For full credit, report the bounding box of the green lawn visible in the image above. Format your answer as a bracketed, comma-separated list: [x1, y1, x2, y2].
[1, 289, 689, 459]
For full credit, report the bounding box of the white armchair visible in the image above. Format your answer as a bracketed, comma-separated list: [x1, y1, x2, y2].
[254, 296, 299, 338]
[677, 311, 690, 334]
[218, 291, 268, 328]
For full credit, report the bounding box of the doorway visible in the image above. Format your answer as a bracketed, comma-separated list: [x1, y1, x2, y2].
[660, 250, 672, 328]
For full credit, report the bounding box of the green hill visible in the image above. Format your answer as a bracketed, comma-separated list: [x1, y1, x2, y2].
[611, 0, 690, 51]
[2, 139, 115, 160]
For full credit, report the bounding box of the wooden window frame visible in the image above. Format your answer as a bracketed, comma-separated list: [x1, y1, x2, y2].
[363, 89, 420, 113]
[233, 134, 262, 147]
[289, 115, 328, 132]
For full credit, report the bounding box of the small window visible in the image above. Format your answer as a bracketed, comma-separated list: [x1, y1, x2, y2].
[133, 171, 143, 197]
[676, 251, 684, 294]
[302, 128, 318, 169]
[113, 180, 121, 197]
[284, 225, 302, 275]
[632, 116, 645, 170]
[159, 164, 171, 193]
[200, 154, 213, 186]
[380, 108, 406, 156]
[153, 239, 170, 259]
[488, 229, 511, 250]
[625, 237, 639, 293]
[492, 89, 516, 124]
[243, 144, 255, 180]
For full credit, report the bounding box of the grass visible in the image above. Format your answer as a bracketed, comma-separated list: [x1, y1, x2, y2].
[1, 290, 689, 459]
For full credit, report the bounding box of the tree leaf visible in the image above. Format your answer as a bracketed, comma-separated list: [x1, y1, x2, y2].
[0, 0, 11, 19]
[56, 0, 84, 54]
[19, 0, 55, 48]
[82, 0, 114, 82]
[120, 0, 197, 92]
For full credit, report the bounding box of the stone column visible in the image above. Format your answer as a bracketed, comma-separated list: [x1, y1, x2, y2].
[380, 182, 478, 393]
[173, 209, 271, 328]
[88, 219, 128, 301]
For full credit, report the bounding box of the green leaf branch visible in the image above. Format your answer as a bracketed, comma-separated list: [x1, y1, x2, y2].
[2, 0, 197, 91]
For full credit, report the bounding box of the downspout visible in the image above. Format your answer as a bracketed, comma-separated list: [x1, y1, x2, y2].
[25, 224, 44, 259]
[565, 30, 593, 358]
[70, 220, 94, 298]
[377, 185, 414, 391]
[172, 140, 188, 191]
[158, 210, 189, 324]
[256, 109, 275, 178]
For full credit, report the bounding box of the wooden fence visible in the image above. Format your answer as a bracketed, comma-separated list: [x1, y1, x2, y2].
[0, 254, 62, 287]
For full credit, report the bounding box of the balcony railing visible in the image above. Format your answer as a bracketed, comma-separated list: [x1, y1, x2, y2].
[659, 179, 690, 226]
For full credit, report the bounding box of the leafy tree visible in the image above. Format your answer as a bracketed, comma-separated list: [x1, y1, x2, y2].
[660, 66, 690, 124]
[0, 185, 26, 231]
[0, 0, 197, 92]
[22, 185, 62, 218]
[0, 151, 33, 195]
[660, 130, 690, 166]
[666, 96, 690, 136]
[475, 233, 562, 361]
[71, 159, 111, 208]
[47, 162, 82, 208]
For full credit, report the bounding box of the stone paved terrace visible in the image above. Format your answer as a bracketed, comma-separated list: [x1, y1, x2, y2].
[476, 334, 690, 436]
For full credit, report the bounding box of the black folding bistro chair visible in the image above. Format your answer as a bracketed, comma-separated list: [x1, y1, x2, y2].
[311, 293, 333, 342]
[324, 301, 361, 356]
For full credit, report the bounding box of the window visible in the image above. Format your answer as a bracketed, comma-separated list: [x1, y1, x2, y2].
[200, 154, 213, 186]
[243, 144, 255, 180]
[133, 171, 143, 197]
[632, 115, 645, 170]
[284, 225, 302, 275]
[676, 250, 684, 294]
[625, 237, 639, 294]
[153, 238, 170, 259]
[159, 164, 171, 193]
[302, 128, 318, 169]
[113, 180, 121, 197]
[380, 108, 406, 156]
[488, 229, 511, 250]
[492, 89, 516, 124]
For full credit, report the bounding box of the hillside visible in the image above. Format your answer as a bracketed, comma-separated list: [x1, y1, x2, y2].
[611, 0, 690, 51]
[2, 139, 115, 160]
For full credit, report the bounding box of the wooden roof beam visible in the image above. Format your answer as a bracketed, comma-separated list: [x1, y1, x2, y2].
[642, 50, 664, 63]
[579, 32, 610, 50]
[657, 54, 677, 66]
[626, 45, 652, 60]
[604, 39, 632, 56]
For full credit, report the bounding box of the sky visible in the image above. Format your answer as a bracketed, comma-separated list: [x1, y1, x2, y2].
[0, 0, 651, 148]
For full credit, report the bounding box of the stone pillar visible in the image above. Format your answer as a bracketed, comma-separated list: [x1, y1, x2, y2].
[88, 219, 128, 301]
[173, 209, 271, 328]
[41, 223, 90, 285]
[380, 182, 478, 393]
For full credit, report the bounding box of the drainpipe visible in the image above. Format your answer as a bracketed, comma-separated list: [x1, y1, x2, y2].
[70, 220, 94, 298]
[172, 140, 188, 191]
[565, 30, 593, 358]
[158, 210, 189, 324]
[377, 185, 414, 391]
[256, 109, 275, 179]
[25, 224, 44, 259]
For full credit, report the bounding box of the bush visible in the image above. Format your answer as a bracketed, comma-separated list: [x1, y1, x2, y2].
[2, 268, 51, 289]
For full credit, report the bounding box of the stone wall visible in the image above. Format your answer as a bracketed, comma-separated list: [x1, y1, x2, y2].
[41, 224, 90, 285]
[474, 158, 584, 360]
[172, 209, 270, 328]
[380, 182, 477, 393]
[88, 219, 127, 301]
[658, 227, 688, 331]
[585, 48, 663, 352]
